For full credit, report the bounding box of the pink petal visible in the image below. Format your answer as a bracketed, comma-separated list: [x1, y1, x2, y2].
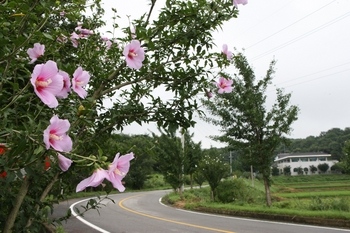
[56, 70, 71, 98]
[72, 67, 90, 99]
[35, 89, 59, 108]
[110, 178, 125, 192]
[222, 44, 228, 54]
[58, 153, 72, 172]
[73, 86, 87, 99]
[40, 60, 59, 80]
[117, 152, 134, 175]
[50, 116, 70, 134]
[51, 134, 72, 152]
[76, 169, 108, 192]
[43, 128, 50, 149]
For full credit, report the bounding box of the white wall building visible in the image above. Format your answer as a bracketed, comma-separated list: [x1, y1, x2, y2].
[274, 153, 338, 176]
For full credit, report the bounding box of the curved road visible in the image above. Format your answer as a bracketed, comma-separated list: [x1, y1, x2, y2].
[54, 190, 350, 233]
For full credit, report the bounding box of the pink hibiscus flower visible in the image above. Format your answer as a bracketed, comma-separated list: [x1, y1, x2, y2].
[215, 77, 233, 94]
[131, 26, 136, 39]
[205, 89, 213, 99]
[106, 152, 134, 192]
[123, 40, 145, 70]
[222, 44, 233, 60]
[70, 32, 79, 48]
[56, 70, 71, 99]
[30, 60, 63, 108]
[233, 0, 248, 8]
[57, 35, 68, 44]
[27, 43, 45, 64]
[72, 66, 90, 99]
[43, 115, 72, 152]
[57, 153, 72, 172]
[76, 169, 108, 192]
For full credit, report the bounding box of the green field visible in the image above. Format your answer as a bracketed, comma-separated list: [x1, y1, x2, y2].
[166, 174, 350, 223]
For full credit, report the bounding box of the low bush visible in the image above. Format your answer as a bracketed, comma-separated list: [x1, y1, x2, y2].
[215, 178, 264, 204]
[143, 174, 168, 189]
[309, 197, 350, 211]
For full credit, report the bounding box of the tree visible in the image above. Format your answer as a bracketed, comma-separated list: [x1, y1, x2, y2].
[309, 165, 318, 174]
[283, 166, 291, 175]
[271, 166, 279, 176]
[199, 151, 229, 201]
[183, 132, 203, 189]
[153, 128, 185, 195]
[0, 0, 241, 231]
[203, 53, 299, 206]
[193, 170, 206, 188]
[318, 163, 329, 174]
[112, 134, 156, 190]
[339, 141, 350, 174]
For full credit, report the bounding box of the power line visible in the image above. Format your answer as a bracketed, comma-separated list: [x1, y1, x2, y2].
[239, 0, 296, 38]
[268, 67, 350, 92]
[246, 0, 336, 50]
[274, 61, 350, 86]
[250, 10, 350, 61]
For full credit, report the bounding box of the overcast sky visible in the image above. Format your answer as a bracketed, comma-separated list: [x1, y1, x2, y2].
[100, 0, 350, 148]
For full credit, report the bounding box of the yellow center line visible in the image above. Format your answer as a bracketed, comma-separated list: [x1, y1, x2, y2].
[118, 194, 236, 233]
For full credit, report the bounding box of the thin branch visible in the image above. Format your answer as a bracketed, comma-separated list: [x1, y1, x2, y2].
[144, 0, 157, 28]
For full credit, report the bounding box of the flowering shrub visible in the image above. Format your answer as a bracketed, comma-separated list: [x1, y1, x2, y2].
[0, 0, 245, 231]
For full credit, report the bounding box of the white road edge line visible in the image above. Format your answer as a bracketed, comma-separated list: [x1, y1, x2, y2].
[70, 197, 110, 233]
[158, 198, 350, 232]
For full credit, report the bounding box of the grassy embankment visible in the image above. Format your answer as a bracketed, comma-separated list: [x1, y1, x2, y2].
[163, 174, 350, 225]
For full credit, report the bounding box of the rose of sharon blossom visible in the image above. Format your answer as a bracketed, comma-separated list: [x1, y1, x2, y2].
[205, 89, 213, 99]
[72, 66, 90, 99]
[57, 153, 72, 172]
[30, 60, 63, 108]
[76, 169, 108, 192]
[123, 40, 145, 70]
[27, 43, 45, 64]
[70, 32, 80, 48]
[131, 26, 136, 39]
[215, 77, 233, 94]
[43, 115, 72, 152]
[56, 70, 71, 99]
[233, 0, 248, 8]
[222, 44, 232, 60]
[106, 152, 134, 192]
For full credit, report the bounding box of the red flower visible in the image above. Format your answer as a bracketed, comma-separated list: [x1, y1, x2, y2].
[44, 157, 51, 171]
[0, 145, 7, 154]
[0, 171, 7, 178]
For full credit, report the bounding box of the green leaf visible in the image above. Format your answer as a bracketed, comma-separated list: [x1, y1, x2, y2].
[42, 32, 54, 40]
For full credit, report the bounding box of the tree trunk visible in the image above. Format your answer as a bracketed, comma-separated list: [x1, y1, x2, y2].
[3, 177, 31, 233]
[190, 173, 193, 189]
[25, 172, 59, 228]
[263, 176, 272, 207]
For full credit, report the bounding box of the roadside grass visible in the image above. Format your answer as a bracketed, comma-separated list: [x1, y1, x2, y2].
[164, 185, 350, 219]
[164, 174, 350, 222]
[272, 174, 350, 184]
[276, 190, 350, 198]
[284, 183, 350, 189]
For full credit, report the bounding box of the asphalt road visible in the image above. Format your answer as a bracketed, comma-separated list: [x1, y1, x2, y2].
[53, 190, 350, 233]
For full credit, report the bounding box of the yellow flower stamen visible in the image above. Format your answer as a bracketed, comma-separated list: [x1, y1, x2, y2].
[50, 134, 63, 141]
[35, 79, 52, 87]
[128, 52, 137, 57]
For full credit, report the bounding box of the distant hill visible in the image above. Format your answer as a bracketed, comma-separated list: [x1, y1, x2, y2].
[275, 127, 350, 161]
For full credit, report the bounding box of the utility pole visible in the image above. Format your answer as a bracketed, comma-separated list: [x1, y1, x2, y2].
[180, 128, 185, 193]
[229, 151, 232, 175]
